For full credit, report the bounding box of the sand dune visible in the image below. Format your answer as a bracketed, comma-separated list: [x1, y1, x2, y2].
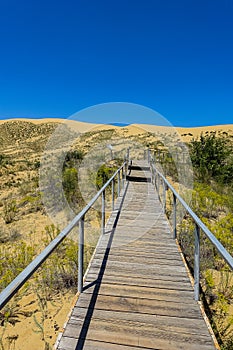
[131, 123, 233, 138]
[0, 118, 232, 141]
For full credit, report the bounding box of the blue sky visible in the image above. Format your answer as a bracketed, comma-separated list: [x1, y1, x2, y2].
[0, 0, 233, 126]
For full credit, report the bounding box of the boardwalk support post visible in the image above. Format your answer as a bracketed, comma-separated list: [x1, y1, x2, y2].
[122, 167, 125, 190]
[158, 176, 160, 201]
[173, 194, 177, 239]
[155, 171, 157, 191]
[127, 147, 130, 161]
[147, 148, 150, 163]
[78, 216, 84, 293]
[163, 180, 166, 213]
[151, 166, 154, 185]
[112, 178, 115, 211]
[117, 171, 120, 196]
[194, 224, 200, 301]
[102, 190, 105, 234]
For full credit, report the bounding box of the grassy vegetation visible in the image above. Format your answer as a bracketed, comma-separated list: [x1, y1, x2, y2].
[165, 132, 233, 349]
[0, 121, 128, 349]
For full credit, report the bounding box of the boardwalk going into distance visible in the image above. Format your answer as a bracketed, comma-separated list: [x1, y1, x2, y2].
[56, 160, 217, 350]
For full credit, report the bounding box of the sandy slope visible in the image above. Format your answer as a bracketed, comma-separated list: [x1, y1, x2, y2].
[131, 123, 233, 139]
[1, 118, 232, 139]
[0, 118, 117, 133]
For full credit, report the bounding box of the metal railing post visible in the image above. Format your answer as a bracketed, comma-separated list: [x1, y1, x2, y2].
[147, 148, 150, 163]
[155, 170, 157, 191]
[163, 180, 166, 213]
[117, 171, 120, 196]
[194, 224, 200, 301]
[151, 166, 154, 185]
[112, 179, 115, 211]
[102, 190, 105, 234]
[78, 216, 84, 293]
[173, 194, 177, 239]
[157, 175, 160, 201]
[124, 161, 127, 179]
[122, 167, 125, 190]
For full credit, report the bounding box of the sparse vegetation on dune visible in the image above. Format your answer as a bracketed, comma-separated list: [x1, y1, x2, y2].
[164, 131, 233, 350]
[0, 120, 131, 349]
[0, 119, 232, 349]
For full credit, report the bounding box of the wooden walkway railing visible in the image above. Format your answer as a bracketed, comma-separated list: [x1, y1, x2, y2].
[56, 160, 217, 350]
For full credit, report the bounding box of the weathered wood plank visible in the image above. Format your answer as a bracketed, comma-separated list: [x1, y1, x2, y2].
[82, 283, 195, 304]
[86, 267, 193, 285]
[92, 255, 185, 267]
[90, 260, 189, 277]
[85, 273, 193, 291]
[70, 308, 211, 336]
[62, 316, 214, 350]
[75, 293, 202, 319]
[58, 338, 154, 350]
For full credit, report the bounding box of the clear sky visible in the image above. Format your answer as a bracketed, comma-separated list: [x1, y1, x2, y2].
[0, 0, 233, 126]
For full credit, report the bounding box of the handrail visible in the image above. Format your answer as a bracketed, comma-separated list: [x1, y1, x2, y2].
[148, 151, 233, 301]
[0, 160, 128, 310]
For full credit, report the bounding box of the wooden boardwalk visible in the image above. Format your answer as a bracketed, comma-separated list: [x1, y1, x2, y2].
[57, 161, 216, 350]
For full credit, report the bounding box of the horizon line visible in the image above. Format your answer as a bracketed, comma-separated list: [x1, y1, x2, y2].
[0, 116, 232, 128]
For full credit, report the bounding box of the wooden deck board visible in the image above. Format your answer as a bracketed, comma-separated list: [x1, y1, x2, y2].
[57, 160, 216, 350]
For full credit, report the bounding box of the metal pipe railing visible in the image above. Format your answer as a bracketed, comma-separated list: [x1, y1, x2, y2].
[148, 150, 233, 301]
[0, 158, 129, 310]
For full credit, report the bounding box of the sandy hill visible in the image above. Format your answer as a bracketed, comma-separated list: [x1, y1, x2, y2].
[1, 118, 232, 139]
[130, 123, 233, 140]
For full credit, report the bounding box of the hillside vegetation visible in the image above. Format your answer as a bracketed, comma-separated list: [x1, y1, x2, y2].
[175, 132, 233, 350]
[0, 120, 232, 349]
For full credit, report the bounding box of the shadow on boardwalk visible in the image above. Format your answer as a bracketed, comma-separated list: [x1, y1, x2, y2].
[75, 182, 129, 350]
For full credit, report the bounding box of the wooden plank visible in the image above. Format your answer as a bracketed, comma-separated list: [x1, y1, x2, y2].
[58, 338, 153, 350]
[75, 293, 202, 319]
[92, 255, 185, 267]
[94, 250, 182, 260]
[96, 245, 181, 255]
[87, 268, 192, 290]
[62, 315, 214, 350]
[85, 273, 193, 291]
[82, 282, 195, 303]
[90, 260, 189, 276]
[70, 308, 211, 336]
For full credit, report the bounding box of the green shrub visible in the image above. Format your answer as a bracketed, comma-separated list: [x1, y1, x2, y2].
[0, 242, 36, 289]
[62, 167, 83, 208]
[95, 164, 117, 190]
[190, 132, 233, 183]
[2, 199, 17, 224]
[0, 228, 21, 243]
